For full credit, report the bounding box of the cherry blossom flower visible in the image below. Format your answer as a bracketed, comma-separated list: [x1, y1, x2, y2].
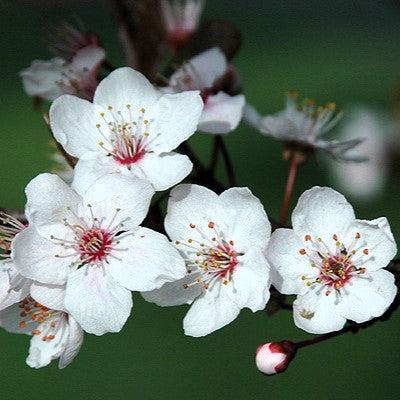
[253, 92, 366, 161]
[255, 341, 296, 375]
[165, 47, 245, 134]
[328, 107, 391, 200]
[0, 212, 31, 311]
[12, 173, 187, 335]
[20, 45, 105, 101]
[267, 186, 397, 334]
[160, 0, 205, 52]
[0, 284, 83, 369]
[49, 67, 203, 192]
[143, 184, 271, 337]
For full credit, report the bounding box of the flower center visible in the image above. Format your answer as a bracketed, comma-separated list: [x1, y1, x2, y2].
[299, 232, 369, 295]
[51, 205, 130, 267]
[0, 212, 26, 258]
[176, 221, 242, 290]
[95, 106, 158, 168]
[18, 296, 65, 342]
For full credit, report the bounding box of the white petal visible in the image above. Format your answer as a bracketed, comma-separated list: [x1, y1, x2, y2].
[65, 267, 132, 335]
[49, 94, 105, 158]
[19, 57, 65, 101]
[345, 217, 397, 272]
[94, 67, 160, 110]
[183, 289, 240, 337]
[26, 316, 69, 369]
[71, 154, 117, 196]
[149, 91, 203, 153]
[292, 186, 355, 245]
[108, 227, 186, 291]
[142, 272, 202, 306]
[164, 184, 220, 242]
[81, 173, 154, 231]
[71, 45, 105, 71]
[170, 47, 227, 89]
[0, 262, 11, 303]
[228, 247, 271, 312]
[198, 93, 245, 134]
[136, 152, 192, 191]
[293, 290, 346, 334]
[266, 228, 314, 295]
[218, 187, 271, 252]
[341, 269, 397, 323]
[25, 173, 81, 239]
[59, 316, 84, 369]
[12, 226, 73, 285]
[0, 265, 31, 312]
[30, 282, 66, 311]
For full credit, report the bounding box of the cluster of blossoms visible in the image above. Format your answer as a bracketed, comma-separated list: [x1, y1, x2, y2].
[3, 0, 397, 374]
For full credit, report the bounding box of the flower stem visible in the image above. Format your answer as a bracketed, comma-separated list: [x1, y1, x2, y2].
[279, 156, 300, 225]
[216, 136, 237, 187]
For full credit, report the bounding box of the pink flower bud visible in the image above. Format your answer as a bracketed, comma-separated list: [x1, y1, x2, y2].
[255, 341, 297, 375]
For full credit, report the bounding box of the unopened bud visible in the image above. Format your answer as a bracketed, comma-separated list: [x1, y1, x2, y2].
[255, 341, 297, 375]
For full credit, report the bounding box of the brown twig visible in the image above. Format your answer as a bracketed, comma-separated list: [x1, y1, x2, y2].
[279, 155, 300, 225]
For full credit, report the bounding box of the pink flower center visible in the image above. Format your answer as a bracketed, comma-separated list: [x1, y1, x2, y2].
[177, 221, 242, 290]
[96, 106, 157, 169]
[78, 228, 113, 263]
[299, 232, 369, 295]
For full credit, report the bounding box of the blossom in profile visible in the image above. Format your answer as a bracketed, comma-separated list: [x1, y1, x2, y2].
[166, 47, 245, 134]
[267, 186, 397, 334]
[143, 184, 272, 337]
[255, 341, 296, 375]
[49, 67, 203, 192]
[328, 107, 391, 200]
[0, 284, 83, 369]
[12, 173, 187, 335]
[20, 45, 106, 101]
[254, 92, 366, 161]
[0, 212, 31, 311]
[160, 0, 205, 52]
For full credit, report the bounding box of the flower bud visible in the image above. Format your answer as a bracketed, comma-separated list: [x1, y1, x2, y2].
[255, 341, 297, 375]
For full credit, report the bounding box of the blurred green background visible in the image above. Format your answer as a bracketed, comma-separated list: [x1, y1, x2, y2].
[1, 0, 400, 398]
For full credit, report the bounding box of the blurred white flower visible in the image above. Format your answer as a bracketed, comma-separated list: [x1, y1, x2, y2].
[160, 0, 205, 52]
[20, 45, 105, 101]
[252, 92, 365, 161]
[328, 107, 391, 200]
[143, 184, 271, 337]
[0, 285, 83, 369]
[49, 67, 203, 192]
[267, 186, 397, 334]
[166, 47, 245, 134]
[12, 173, 187, 335]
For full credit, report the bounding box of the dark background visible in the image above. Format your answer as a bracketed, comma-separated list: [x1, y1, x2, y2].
[1, 0, 399, 398]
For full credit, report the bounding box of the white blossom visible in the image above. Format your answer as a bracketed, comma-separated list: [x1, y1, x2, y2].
[12, 173, 187, 335]
[49, 67, 203, 192]
[267, 186, 397, 334]
[20, 45, 105, 101]
[0, 284, 83, 369]
[165, 47, 245, 134]
[143, 184, 271, 337]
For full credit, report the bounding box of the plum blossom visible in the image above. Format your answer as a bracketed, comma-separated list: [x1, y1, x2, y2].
[12, 173, 187, 335]
[143, 184, 272, 337]
[329, 107, 391, 200]
[0, 212, 31, 311]
[160, 0, 205, 52]
[165, 47, 245, 134]
[0, 284, 83, 369]
[267, 186, 397, 334]
[254, 92, 366, 161]
[20, 45, 105, 101]
[255, 341, 296, 375]
[49, 67, 203, 192]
